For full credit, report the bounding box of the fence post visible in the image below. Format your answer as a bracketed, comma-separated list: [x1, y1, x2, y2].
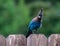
[6, 34, 26, 46]
[48, 34, 60, 46]
[0, 35, 5, 46]
[27, 34, 47, 46]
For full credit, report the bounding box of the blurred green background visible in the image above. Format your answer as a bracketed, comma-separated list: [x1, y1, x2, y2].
[0, 0, 60, 37]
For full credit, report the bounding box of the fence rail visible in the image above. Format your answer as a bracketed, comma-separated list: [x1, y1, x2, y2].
[0, 34, 60, 46]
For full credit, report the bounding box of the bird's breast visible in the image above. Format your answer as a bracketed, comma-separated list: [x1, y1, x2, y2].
[32, 17, 41, 22]
[32, 17, 38, 22]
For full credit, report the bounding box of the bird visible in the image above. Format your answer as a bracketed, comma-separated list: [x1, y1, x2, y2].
[26, 8, 43, 38]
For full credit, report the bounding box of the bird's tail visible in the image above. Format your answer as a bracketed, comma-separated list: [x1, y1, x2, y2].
[26, 29, 32, 38]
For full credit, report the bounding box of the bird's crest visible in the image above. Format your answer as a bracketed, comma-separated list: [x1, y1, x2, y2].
[39, 8, 43, 17]
[37, 8, 43, 19]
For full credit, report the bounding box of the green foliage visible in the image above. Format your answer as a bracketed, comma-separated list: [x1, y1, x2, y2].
[0, 0, 60, 37]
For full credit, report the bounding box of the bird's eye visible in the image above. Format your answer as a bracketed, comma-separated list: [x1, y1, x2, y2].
[38, 16, 41, 18]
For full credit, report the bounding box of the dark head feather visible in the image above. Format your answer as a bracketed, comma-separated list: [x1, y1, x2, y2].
[39, 8, 43, 17]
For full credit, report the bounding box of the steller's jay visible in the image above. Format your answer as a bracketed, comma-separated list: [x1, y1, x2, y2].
[26, 8, 43, 38]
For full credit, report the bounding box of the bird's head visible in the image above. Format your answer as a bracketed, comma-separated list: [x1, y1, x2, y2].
[38, 8, 43, 19]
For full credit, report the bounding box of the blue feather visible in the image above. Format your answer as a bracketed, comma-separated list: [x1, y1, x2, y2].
[28, 20, 41, 31]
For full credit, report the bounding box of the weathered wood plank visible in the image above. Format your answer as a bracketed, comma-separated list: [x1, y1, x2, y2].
[27, 34, 47, 46]
[48, 34, 60, 46]
[0, 35, 5, 46]
[6, 34, 26, 46]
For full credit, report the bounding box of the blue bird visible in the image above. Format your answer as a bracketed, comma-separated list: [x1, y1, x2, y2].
[26, 8, 43, 38]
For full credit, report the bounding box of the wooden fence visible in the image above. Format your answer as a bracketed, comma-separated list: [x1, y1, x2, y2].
[0, 34, 60, 46]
